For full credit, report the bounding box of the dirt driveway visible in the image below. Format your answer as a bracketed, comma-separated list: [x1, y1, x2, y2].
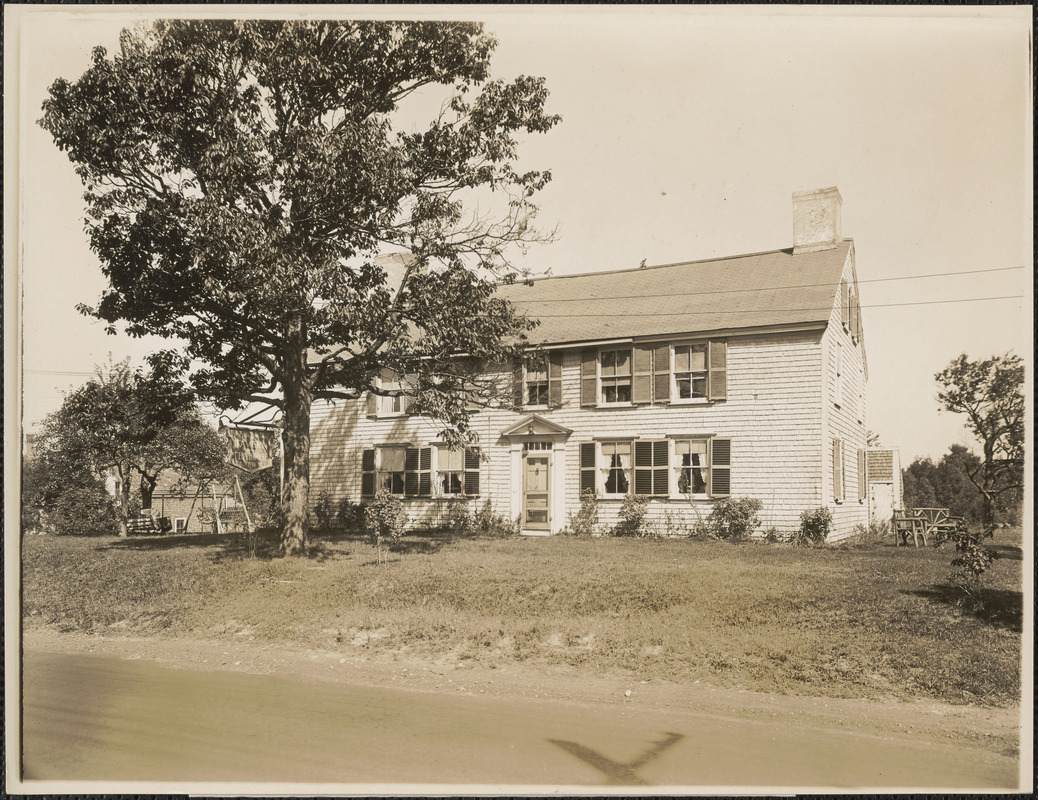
[17, 630, 1024, 792]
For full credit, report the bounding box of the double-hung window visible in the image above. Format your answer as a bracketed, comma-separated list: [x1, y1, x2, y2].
[600, 349, 632, 403]
[676, 439, 709, 495]
[438, 448, 480, 495]
[525, 355, 549, 406]
[674, 344, 708, 400]
[362, 446, 432, 497]
[602, 441, 632, 494]
[378, 446, 406, 495]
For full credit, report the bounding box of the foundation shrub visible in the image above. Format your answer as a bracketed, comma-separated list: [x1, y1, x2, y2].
[707, 497, 763, 540]
[612, 494, 650, 537]
[568, 489, 600, 537]
[793, 507, 832, 546]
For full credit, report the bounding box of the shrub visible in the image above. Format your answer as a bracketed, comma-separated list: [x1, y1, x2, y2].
[364, 489, 406, 564]
[793, 507, 832, 546]
[444, 497, 472, 538]
[836, 520, 887, 548]
[337, 496, 365, 532]
[313, 491, 336, 531]
[947, 523, 999, 611]
[612, 494, 650, 537]
[707, 497, 763, 540]
[568, 489, 600, 537]
[471, 498, 516, 538]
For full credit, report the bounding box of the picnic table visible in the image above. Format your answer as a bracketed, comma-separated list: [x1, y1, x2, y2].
[892, 507, 964, 547]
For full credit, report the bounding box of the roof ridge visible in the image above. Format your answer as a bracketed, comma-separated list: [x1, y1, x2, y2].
[515, 239, 852, 284]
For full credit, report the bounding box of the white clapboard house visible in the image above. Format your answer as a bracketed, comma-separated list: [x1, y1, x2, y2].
[308, 187, 870, 540]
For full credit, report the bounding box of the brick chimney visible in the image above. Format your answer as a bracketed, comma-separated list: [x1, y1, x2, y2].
[792, 187, 842, 254]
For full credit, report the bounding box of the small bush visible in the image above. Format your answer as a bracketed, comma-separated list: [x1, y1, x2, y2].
[471, 498, 517, 538]
[337, 496, 365, 532]
[836, 520, 887, 548]
[568, 489, 600, 537]
[612, 494, 650, 537]
[444, 497, 472, 538]
[364, 489, 406, 564]
[313, 491, 336, 531]
[793, 507, 832, 546]
[948, 523, 999, 611]
[707, 497, 763, 540]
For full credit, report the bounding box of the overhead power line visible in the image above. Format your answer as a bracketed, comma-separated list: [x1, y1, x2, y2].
[506, 265, 1028, 305]
[523, 294, 1025, 319]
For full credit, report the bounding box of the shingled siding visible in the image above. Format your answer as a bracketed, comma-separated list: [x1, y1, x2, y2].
[822, 246, 869, 541]
[308, 328, 826, 537]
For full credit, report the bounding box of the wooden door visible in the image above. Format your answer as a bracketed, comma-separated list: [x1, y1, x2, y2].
[523, 454, 551, 530]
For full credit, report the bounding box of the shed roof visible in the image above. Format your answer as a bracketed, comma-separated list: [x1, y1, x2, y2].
[495, 241, 853, 345]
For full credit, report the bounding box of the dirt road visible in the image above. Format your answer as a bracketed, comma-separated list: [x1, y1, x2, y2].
[17, 634, 1022, 792]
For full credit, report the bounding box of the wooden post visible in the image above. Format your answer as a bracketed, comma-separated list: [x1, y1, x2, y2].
[235, 475, 253, 534]
[211, 484, 224, 534]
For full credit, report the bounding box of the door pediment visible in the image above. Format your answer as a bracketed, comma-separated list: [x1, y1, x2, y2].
[500, 414, 573, 438]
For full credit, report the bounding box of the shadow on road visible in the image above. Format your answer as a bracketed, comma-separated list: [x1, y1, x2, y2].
[904, 585, 1022, 633]
[548, 731, 684, 786]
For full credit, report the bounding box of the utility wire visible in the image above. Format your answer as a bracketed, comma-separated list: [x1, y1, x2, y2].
[505, 265, 1028, 305]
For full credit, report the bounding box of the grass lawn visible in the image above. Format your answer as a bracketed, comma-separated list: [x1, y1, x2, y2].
[21, 527, 1023, 707]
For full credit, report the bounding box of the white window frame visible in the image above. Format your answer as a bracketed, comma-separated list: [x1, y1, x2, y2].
[671, 342, 710, 404]
[174, 517, 188, 534]
[377, 445, 407, 496]
[599, 348, 633, 406]
[672, 438, 712, 499]
[523, 354, 550, 409]
[599, 440, 633, 497]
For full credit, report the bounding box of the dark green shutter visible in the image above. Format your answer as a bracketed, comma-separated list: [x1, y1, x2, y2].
[857, 448, 866, 502]
[708, 341, 727, 401]
[580, 442, 596, 494]
[512, 361, 524, 409]
[366, 390, 378, 419]
[841, 279, 849, 327]
[632, 345, 653, 405]
[361, 448, 376, 496]
[548, 351, 563, 408]
[419, 447, 432, 496]
[652, 439, 668, 495]
[833, 439, 843, 501]
[464, 448, 480, 495]
[711, 438, 731, 497]
[580, 350, 598, 407]
[634, 440, 653, 495]
[404, 448, 419, 496]
[653, 344, 670, 403]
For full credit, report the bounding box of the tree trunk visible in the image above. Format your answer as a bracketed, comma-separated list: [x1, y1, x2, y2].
[140, 472, 157, 511]
[116, 466, 132, 537]
[280, 325, 313, 555]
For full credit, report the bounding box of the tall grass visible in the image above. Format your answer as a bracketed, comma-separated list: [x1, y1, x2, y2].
[21, 530, 1023, 707]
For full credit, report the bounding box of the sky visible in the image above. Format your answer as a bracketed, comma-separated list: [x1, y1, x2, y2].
[7, 5, 1032, 464]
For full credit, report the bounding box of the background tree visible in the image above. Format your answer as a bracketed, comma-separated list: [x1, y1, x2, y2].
[22, 441, 120, 537]
[40, 20, 560, 554]
[902, 445, 985, 526]
[33, 360, 226, 536]
[934, 353, 1024, 525]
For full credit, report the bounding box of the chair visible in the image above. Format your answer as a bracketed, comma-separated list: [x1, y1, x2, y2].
[892, 508, 927, 548]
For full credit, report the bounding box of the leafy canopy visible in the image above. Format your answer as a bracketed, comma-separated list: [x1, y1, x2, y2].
[40, 20, 560, 436]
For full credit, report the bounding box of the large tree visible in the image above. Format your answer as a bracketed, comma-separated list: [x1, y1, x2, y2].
[34, 360, 227, 536]
[934, 353, 1024, 525]
[40, 20, 559, 554]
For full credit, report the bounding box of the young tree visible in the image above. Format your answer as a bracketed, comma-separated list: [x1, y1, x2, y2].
[40, 20, 560, 554]
[34, 360, 226, 536]
[935, 353, 1024, 525]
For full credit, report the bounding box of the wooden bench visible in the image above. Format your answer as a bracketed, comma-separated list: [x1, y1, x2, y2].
[126, 515, 160, 536]
[913, 508, 964, 545]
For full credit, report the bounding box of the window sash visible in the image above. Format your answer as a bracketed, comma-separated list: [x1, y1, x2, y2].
[600, 349, 632, 404]
[601, 441, 631, 495]
[675, 439, 710, 495]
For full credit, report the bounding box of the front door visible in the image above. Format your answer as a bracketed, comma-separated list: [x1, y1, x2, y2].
[523, 452, 551, 531]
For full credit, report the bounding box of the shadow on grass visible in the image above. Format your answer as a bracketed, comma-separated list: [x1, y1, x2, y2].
[102, 532, 238, 551]
[904, 584, 1023, 633]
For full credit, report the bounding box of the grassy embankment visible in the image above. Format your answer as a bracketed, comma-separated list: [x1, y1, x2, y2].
[22, 527, 1023, 707]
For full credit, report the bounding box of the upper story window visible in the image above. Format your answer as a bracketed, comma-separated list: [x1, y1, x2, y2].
[600, 349, 632, 403]
[526, 355, 549, 406]
[513, 352, 563, 409]
[674, 344, 708, 400]
[366, 369, 413, 418]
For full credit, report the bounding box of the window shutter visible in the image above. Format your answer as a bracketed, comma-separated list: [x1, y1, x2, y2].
[512, 361, 524, 409]
[849, 292, 859, 341]
[361, 448, 376, 496]
[632, 345, 653, 405]
[419, 447, 432, 496]
[857, 448, 866, 502]
[855, 295, 863, 341]
[634, 440, 653, 495]
[840, 279, 849, 327]
[404, 447, 420, 496]
[653, 344, 670, 404]
[833, 438, 843, 501]
[464, 449, 480, 496]
[366, 390, 378, 419]
[580, 442, 597, 494]
[548, 351, 564, 408]
[652, 439, 669, 495]
[580, 350, 598, 407]
[710, 438, 731, 497]
[708, 341, 727, 401]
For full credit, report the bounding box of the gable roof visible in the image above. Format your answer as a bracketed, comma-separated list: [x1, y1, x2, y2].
[495, 240, 853, 346]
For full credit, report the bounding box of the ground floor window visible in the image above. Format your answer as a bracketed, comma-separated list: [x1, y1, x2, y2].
[438, 448, 480, 495]
[603, 441, 631, 494]
[362, 445, 472, 497]
[676, 439, 709, 495]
